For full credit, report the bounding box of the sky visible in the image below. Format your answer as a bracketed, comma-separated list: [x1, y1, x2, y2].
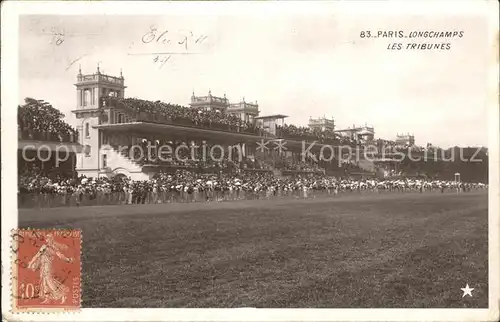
[18, 8, 494, 148]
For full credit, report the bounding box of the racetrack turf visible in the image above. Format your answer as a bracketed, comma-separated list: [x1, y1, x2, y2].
[18, 191, 488, 308]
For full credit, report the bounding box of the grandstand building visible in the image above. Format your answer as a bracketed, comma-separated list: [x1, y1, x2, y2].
[71, 68, 277, 180]
[19, 67, 488, 188]
[190, 91, 229, 112]
[72, 67, 130, 178]
[189, 91, 260, 124]
[18, 96, 82, 179]
[227, 99, 260, 124]
[308, 116, 335, 132]
[335, 124, 375, 144]
[396, 133, 415, 146]
[18, 133, 81, 176]
[68, 67, 374, 181]
[255, 114, 288, 136]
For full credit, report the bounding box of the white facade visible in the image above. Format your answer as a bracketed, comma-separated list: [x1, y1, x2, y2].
[72, 67, 149, 180]
[308, 116, 335, 132]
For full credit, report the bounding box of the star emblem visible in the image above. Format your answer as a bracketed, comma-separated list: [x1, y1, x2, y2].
[273, 139, 287, 154]
[256, 139, 269, 153]
[461, 284, 474, 298]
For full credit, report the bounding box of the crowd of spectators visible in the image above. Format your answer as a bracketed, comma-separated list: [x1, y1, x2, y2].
[100, 96, 446, 156]
[18, 163, 77, 195]
[375, 139, 428, 154]
[113, 139, 272, 172]
[277, 124, 355, 146]
[18, 166, 487, 208]
[283, 161, 319, 172]
[17, 95, 489, 209]
[103, 97, 261, 135]
[101, 97, 365, 146]
[18, 98, 78, 143]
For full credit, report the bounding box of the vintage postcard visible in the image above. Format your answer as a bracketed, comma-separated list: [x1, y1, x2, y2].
[1, 1, 499, 322]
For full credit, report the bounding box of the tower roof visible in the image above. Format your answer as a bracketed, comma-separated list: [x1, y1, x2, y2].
[75, 69, 126, 87]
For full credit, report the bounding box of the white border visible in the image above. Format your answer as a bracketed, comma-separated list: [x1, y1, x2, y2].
[2, 1, 499, 321]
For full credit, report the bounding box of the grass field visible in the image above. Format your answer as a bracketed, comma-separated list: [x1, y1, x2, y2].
[18, 192, 488, 308]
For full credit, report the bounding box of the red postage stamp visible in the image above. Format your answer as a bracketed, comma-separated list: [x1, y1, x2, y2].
[11, 229, 82, 313]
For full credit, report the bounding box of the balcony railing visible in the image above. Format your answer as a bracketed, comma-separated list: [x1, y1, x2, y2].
[18, 129, 79, 143]
[229, 103, 258, 110]
[275, 127, 358, 147]
[77, 74, 124, 85]
[192, 96, 228, 104]
[309, 119, 334, 123]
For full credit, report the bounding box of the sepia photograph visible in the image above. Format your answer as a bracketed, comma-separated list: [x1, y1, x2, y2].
[2, 1, 499, 321]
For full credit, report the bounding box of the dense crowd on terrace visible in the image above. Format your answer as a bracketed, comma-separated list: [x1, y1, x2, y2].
[103, 97, 261, 134]
[103, 97, 363, 146]
[100, 96, 445, 155]
[103, 95, 437, 152]
[283, 161, 322, 172]
[375, 139, 428, 153]
[277, 124, 355, 146]
[18, 98, 79, 143]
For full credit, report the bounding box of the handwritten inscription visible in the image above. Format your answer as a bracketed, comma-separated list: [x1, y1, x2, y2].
[141, 26, 208, 51]
[41, 27, 65, 45]
[65, 54, 88, 71]
[153, 54, 172, 69]
[40, 25, 104, 47]
[128, 26, 209, 70]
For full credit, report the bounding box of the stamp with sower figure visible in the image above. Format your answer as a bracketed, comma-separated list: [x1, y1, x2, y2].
[11, 229, 82, 313]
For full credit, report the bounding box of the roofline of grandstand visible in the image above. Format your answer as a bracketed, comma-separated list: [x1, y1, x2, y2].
[94, 122, 270, 143]
[93, 122, 361, 149]
[18, 139, 83, 152]
[71, 108, 102, 114]
[254, 114, 289, 120]
[94, 123, 449, 158]
[95, 122, 450, 159]
[334, 127, 375, 133]
[73, 83, 128, 89]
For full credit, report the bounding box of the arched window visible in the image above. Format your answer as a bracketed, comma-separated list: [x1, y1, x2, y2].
[85, 123, 90, 137]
